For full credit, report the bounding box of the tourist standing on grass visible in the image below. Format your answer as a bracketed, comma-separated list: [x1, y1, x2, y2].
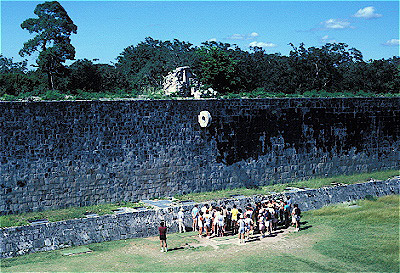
[258, 211, 266, 238]
[244, 214, 253, 240]
[178, 208, 185, 233]
[198, 211, 204, 238]
[226, 207, 232, 232]
[191, 205, 199, 231]
[237, 214, 246, 244]
[264, 205, 273, 236]
[284, 202, 291, 228]
[217, 208, 225, 237]
[204, 209, 212, 238]
[159, 221, 168, 252]
[231, 205, 239, 234]
[279, 200, 285, 225]
[292, 204, 301, 231]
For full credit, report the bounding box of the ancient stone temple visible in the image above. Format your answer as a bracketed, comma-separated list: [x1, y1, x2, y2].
[162, 66, 201, 97]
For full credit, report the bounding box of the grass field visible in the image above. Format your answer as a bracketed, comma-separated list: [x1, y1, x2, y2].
[1, 195, 398, 272]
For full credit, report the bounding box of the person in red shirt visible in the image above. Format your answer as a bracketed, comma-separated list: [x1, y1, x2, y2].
[159, 221, 168, 252]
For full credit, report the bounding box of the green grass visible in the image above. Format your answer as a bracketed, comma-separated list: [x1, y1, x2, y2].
[0, 201, 147, 228]
[307, 195, 400, 272]
[2, 195, 398, 272]
[220, 90, 400, 99]
[2, 89, 399, 101]
[175, 169, 399, 202]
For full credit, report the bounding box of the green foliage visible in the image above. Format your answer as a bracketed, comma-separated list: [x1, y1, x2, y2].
[116, 37, 197, 90]
[20, 1, 77, 90]
[0, 55, 27, 74]
[0, 73, 38, 96]
[41, 89, 65, 100]
[1, 28, 398, 98]
[140, 87, 169, 99]
[195, 42, 239, 93]
[67, 59, 128, 93]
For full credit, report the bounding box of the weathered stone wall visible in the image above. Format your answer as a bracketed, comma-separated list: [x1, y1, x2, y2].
[0, 98, 399, 214]
[1, 178, 398, 258]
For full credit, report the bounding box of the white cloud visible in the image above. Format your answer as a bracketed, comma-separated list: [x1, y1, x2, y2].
[227, 32, 260, 40]
[228, 33, 245, 40]
[353, 6, 382, 19]
[249, 41, 277, 48]
[321, 35, 337, 43]
[322, 19, 352, 29]
[208, 38, 217, 42]
[383, 39, 400, 46]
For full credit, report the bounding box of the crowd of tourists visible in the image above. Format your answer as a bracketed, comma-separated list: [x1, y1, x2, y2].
[159, 197, 301, 251]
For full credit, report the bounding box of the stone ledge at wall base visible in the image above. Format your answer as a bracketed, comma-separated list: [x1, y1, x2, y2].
[1, 178, 399, 259]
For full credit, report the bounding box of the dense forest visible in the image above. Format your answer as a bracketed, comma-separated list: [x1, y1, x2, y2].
[1, 1, 399, 100]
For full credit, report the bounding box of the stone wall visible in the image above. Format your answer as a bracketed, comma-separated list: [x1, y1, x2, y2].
[1, 178, 398, 258]
[0, 98, 399, 214]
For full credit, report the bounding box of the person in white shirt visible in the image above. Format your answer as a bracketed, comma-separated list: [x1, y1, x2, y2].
[178, 208, 185, 233]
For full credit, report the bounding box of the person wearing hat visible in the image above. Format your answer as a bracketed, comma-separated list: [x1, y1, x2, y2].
[178, 207, 185, 233]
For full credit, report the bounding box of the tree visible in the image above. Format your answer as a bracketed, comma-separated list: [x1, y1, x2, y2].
[0, 55, 28, 74]
[19, 1, 77, 90]
[195, 42, 239, 93]
[288, 43, 364, 93]
[67, 59, 128, 93]
[116, 37, 197, 90]
[0, 55, 39, 96]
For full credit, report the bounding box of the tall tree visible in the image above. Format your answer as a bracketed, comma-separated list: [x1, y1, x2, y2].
[116, 37, 197, 90]
[195, 42, 239, 93]
[19, 1, 77, 90]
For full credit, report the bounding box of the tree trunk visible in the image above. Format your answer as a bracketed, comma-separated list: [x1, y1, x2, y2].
[48, 72, 54, 90]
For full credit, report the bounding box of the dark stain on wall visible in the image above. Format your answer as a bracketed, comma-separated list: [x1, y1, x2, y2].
[207, 104, 399, 166]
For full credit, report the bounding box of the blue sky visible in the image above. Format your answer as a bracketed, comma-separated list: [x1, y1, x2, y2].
[1, 1, 399, 66]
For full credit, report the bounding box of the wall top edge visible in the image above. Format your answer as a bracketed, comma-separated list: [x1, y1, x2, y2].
[1, 97, 399, 104]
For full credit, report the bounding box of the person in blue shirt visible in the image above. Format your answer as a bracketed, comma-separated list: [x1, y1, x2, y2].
[191, 205, 199, 231]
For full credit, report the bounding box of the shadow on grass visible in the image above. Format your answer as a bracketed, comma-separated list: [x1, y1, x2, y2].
[246, 237, 261, 242]
[166, 246, 186, 252]
[300, 225, 312, 231]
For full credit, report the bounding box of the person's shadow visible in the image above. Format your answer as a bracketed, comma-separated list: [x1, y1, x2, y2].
[299, 221, 312, 231]
[166, 246, 185, 252]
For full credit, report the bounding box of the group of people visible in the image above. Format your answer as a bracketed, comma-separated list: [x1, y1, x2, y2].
[159, 197, 301, 251]
[191, 198, 301, 241]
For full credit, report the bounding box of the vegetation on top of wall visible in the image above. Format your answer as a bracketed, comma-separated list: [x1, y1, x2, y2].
[174, 169, 399, 202]
[0, 201, 147, 228]
[1, 89, 399, 102]
[1, 169, 397, 228]
[1, 2, 399, 101]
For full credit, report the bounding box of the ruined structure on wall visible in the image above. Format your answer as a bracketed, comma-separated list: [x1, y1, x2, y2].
[0, 98, 399, 214]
